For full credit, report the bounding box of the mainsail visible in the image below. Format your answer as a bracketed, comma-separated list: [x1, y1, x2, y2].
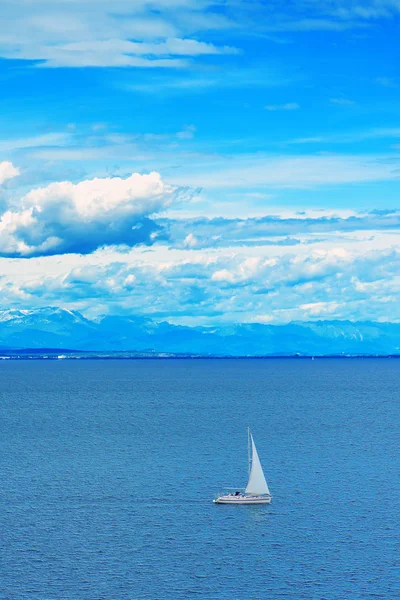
[245, 432, 271, 496]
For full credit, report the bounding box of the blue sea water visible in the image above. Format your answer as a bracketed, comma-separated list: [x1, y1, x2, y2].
[0, 358, 399, 600]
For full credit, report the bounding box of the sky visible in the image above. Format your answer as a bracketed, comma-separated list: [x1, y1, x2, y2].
[0, 0, 399, 324]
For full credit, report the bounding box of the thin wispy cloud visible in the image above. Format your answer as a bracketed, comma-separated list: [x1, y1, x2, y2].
[0, 1, 239, 67]
[124, 65, 297, 94]
[330, 98, 356, 106]
[1, 0, 399, 68]
[287, 127, 400, 145]
[0, 133, 71, 153]
[375, 76, 398, 88]
[161, 210, 400, 250]
[168, 153, 400, 189]
[265, 102, 300, 111]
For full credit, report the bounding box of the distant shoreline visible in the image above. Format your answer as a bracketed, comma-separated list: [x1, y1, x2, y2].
[1, 350, 399, 360]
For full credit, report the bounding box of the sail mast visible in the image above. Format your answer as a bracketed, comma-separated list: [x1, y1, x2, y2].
[247, 427, 251, 477]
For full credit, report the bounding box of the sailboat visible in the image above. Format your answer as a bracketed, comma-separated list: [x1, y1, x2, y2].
[213, 428, 272, 504]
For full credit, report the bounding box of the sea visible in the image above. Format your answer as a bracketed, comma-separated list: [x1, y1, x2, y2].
[0, 358, 399, 600]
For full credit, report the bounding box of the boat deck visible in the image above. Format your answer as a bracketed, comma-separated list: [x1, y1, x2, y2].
[213, 494, 271, 504]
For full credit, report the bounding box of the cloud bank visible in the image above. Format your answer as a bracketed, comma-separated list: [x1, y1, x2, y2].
[3, 246, 400, 324]
[162, 210, 400, 248]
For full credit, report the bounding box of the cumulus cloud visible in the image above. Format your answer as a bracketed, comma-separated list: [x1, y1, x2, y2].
[0, 170, 188, 257]
[0, 161, 19, 184]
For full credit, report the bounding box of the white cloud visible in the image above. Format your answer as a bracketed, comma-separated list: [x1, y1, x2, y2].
[20, 38, 238, 68]
[0, 161, 19, 184]
[0, 1, 239, 68]
[183, 233, 199, 248]
[23, 172, 169, 218]
[0, 170, 188, 256]
[300, 301, 340, 315]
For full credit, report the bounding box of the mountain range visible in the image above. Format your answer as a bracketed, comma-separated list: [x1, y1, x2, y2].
[0, 307, 399, 356]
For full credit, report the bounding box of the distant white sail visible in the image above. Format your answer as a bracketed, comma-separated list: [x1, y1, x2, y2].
[245, 433, 270, 496]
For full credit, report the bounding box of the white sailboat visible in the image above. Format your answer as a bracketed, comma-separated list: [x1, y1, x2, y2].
[213, 428, 272, 504]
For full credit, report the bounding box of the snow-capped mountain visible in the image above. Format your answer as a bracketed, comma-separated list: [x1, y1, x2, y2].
[0, 307, 399, 355]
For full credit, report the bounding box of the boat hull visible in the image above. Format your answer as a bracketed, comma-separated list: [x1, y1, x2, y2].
[213, 495, 271, 505]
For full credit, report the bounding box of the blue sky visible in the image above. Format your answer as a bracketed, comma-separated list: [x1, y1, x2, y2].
[0, 0, 399, 324]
